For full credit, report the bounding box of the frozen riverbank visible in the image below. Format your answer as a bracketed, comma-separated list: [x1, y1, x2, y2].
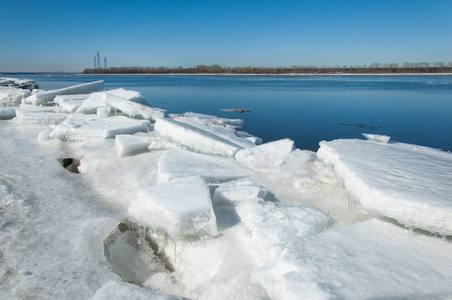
[0, 79, 451, 299]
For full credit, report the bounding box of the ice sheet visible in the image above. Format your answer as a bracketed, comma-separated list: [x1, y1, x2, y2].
[24, 80, 104, 106]
[154, 118, 243, 157]
[0, 87, 31, 106]
[317, 139, 452, 236]
[235, 138, 294, 171]
[157, 149, 251, 183]
[103, 92, 166, 121]
[252, 219, 452, 299]
[128, 175, 217, 239]
[49, 114, 152, 142]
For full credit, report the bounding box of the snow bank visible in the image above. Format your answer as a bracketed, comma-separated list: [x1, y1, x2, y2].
[252, 219, 452, 299]
[235, 138, 294, 171]
[128, 175, 217, 239]
[24, 80, 104, 106]
[154, 118, 243, 157]
[157, 149, 251, 183]
[49, 114, 152, 142]
[0, 87, 31, 106]
[317, 139, 452, 236]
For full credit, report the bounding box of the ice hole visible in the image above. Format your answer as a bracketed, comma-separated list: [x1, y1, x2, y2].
[104, 219, 175, 286]
[57, 158, 80, 173]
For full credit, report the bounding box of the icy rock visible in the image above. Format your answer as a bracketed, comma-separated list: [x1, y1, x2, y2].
[252, 219, 452, 299]
[154, 118, 243, 157]
[49, 114, 152, 142]
[212, 181, 267, 207]
[0, 87, 31, 106]
[0, 107, 16, 120]
[317, 139, 452, 236]
[24, 80, 104, 106]
[14, 106, 68, 125]
[128, 175, 217, 239]
[237, 200, 334, 258]
[235, 138, 294, 171]
[157, 149, 251, 183]
[54, 94, 89, 113]
[362, 133, 390, 143]
[115, 134, 152, 157]
[103, 92, 166, 121]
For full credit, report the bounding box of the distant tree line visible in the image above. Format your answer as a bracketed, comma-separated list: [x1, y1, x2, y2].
[83, 61, 452, 75]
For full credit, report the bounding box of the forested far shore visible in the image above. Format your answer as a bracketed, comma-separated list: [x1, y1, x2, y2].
[83, 62, 452, 74]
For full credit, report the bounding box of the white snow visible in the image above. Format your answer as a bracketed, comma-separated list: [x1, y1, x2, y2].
[2, 77, 452, 300]
[49, 114, 152, 142]
[252, 218, 452, 299]
[317, 138, 452, 236]
[154, 117, 243, 157]
[128, 175, 217, 239]
[0, 87, 31, 106]
[24, 80, 104, 106]
[157, 149, 252, 183]
[235, 138, 294, 171]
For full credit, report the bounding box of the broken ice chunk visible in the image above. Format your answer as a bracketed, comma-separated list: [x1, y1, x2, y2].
[154, 117, 243, 157]
[362, 133, 391, 143]
[235, 138, 294, 171]
[128, 175, 217, 239]
[158, 149, 251, 183]
[212, 181, 267, 207]
[24, 80, 104, 106]
[103, 92, 166, 121]
[0, 107, 16, 120]
[76, 92, 107, 114]
[55, 94, 89, 113]
[115, 134, 152, 157]
[0, 87, 31, 106]
[49, 114, 152, 142]
[14, 105, 68, 125]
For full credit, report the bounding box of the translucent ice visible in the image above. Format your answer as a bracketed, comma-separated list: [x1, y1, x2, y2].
[24, 80, 104, 105]
[154, 117, 243, 157]
[317, 138, 452, 236]
[157, 149, 251, 183]
[128, 175, 217, 239]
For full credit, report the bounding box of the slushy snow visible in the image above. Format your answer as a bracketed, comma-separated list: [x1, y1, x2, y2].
[1, 77, 451, 300]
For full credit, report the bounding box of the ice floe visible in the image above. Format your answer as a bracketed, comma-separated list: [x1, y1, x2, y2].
[317, 138, 452, 236]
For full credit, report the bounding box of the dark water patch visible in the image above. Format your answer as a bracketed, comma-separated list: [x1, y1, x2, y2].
[58, 158, 80, 173]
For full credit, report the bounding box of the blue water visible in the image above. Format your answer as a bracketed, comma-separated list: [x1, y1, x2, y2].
[10, 74, 452, 151]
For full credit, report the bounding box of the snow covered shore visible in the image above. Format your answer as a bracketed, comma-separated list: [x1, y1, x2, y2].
[0, 79, 451, 299]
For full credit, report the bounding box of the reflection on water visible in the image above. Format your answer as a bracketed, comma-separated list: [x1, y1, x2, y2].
[11, 74, 452, 151]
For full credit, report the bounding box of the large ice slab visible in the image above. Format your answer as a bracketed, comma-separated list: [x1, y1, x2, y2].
[0, 87, 31, 106]
[252, 219, 452, 299]
[49, 114, 152, 142]
[103, 92, 166, 121]
[115, 134, 152, 157]
[235, 138, 294, 171]
[128, 175, 217, 239]
[157, 149, 251, 183]
[24, 80, 104, 106]
[212, 181, 267, 207]
[55, 94, 90, 113]
[154, 118, 243, 157]
[317, 139, 452, 236]
[14, 105, 68, 125]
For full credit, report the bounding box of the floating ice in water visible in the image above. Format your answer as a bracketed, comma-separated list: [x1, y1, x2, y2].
[317, 138, 452, 236]
[252, 219, 452, 299]
[154, 118, 243, 157]
[212, 181, 267, 207]
[362, 133, 391, 143]
[128, 175, 217, 240]
[0, 87, 31, 106]
[24, 80, 104, 106]
[157, 149, 251, 183]
[116, 134, 153, 157]
[103, 92, 166, 121]
[49, 114, 152, 142]
[0, 107, 16, 120]
[55, 94, 90, 113]
[237, 200, 334, 259]
[14, 105, 68, 125]
[235, 138, 294, 171]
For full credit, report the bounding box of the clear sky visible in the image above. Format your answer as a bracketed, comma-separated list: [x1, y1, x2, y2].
[1, 0, 451, 72]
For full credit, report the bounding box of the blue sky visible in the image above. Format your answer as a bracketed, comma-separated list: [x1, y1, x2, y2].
[1, 0, 451, 72]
